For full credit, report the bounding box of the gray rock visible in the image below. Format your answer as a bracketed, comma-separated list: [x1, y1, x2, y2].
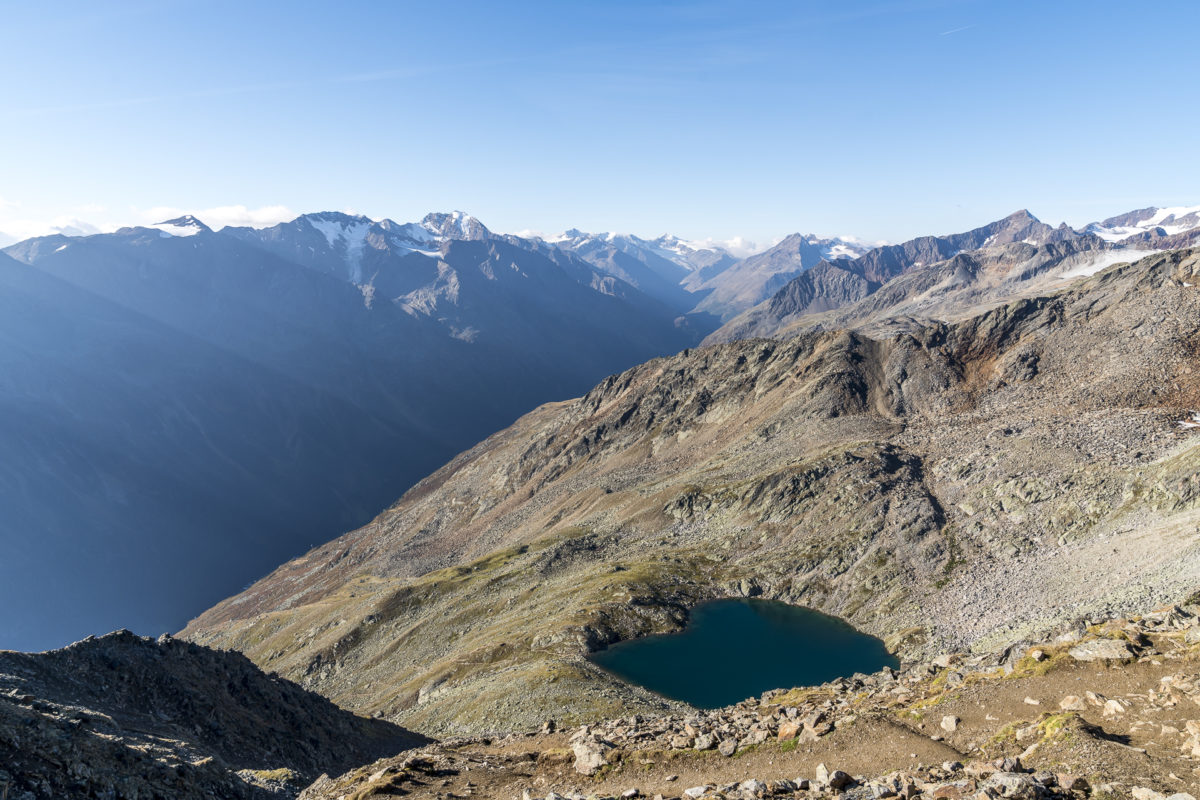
[572, 738, 613, 776]
[1068, 638, 1135, 662]
[982, 772, 1040, 799]
[816, 763, 853, 790]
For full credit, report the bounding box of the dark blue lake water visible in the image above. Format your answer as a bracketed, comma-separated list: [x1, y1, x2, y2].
[588, 598, 897, 708]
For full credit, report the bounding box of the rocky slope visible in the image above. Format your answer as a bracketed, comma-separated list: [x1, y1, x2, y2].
[713, 238, 1158, 343]
[298, 598, 1200, 800]
[185, 248, 1200, 738]
[0, 630, 426, 799]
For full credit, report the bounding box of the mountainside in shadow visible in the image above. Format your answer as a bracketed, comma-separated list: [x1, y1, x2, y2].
[0, 214, 704, 651]
[0, 630, 425, 798]
[186, 249, 1200, 736]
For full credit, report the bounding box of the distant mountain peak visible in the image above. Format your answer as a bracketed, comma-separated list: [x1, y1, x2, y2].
[421, 211, 489, 241]
[301, 210, 370, 224]
[152, 215, 212, 237]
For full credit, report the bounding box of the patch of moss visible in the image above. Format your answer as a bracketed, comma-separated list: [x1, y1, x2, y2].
[1006, 645, 1072, 679]
[242, 767, 301, 783]
[770, 687, 830, 707]
[733, 742, 760, 758]
[1037, 712, 1078, 740]
[983, 721, 1022, 753]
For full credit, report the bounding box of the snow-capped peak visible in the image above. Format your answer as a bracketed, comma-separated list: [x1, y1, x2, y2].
[542, 229, 755, 270]
[304, 213, 371, 249]
[300, 212, 374, 282]
[420, 211, 489, 241]
[1085, 204, 1200, 242]
[152, 215, 211, 237]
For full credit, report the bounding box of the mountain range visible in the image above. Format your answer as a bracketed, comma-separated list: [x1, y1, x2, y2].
[2, 203, 1198, 654]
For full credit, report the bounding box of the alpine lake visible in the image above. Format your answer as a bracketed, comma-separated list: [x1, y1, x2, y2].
[588, 598, 898, 708]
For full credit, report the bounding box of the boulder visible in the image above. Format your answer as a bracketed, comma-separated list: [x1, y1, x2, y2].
[571, 738, 613, 776]
[816, 763, 853, 790]
[981, 772, 1039, 799]
[1057, 775, 1089, 792]
[739, 779, 767, 795]
[777, 720, 801, 740]
[1068, 639, 1135, 662]
[1058, 695, 1086, 711]
[742, 729, 769, 746]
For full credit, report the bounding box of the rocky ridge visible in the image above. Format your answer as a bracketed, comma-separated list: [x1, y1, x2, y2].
[0, 631, 425, 799]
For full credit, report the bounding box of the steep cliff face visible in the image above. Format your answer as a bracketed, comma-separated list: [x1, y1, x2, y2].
[185, 250, 1200, 736]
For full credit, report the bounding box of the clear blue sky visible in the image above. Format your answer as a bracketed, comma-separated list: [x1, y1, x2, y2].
[2, 0, 1197, 246]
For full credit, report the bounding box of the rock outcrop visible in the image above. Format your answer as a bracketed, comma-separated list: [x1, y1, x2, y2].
[0, 631, 426, 799]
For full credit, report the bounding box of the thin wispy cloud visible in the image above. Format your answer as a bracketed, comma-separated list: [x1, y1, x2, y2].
[939, 24, 975, 36]
[6, 55, 532, 119]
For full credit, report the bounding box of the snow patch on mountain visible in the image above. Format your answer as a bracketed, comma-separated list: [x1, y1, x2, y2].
[308, 215, 371, 251]
[420, 211, 489, 241]
[305, 215, 372, 282]
[151, 216, 211, 238]
[824, 242, 864, 260]
[544, 229, 743, 271]
[1060, 249, 1157, 278]
[1085, 205, 1200, 242]
[1146, 204, 1200, 231]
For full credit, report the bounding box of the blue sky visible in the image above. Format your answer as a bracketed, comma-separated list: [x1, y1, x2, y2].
[1, 0, 1197, 247]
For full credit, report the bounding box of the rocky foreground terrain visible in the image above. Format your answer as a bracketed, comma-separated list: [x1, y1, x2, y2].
[186, 248, 1200, 734]
[9, 597, 1200, 797]
[0, 631, 426, 799]
[298, 597, 1200, 799]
